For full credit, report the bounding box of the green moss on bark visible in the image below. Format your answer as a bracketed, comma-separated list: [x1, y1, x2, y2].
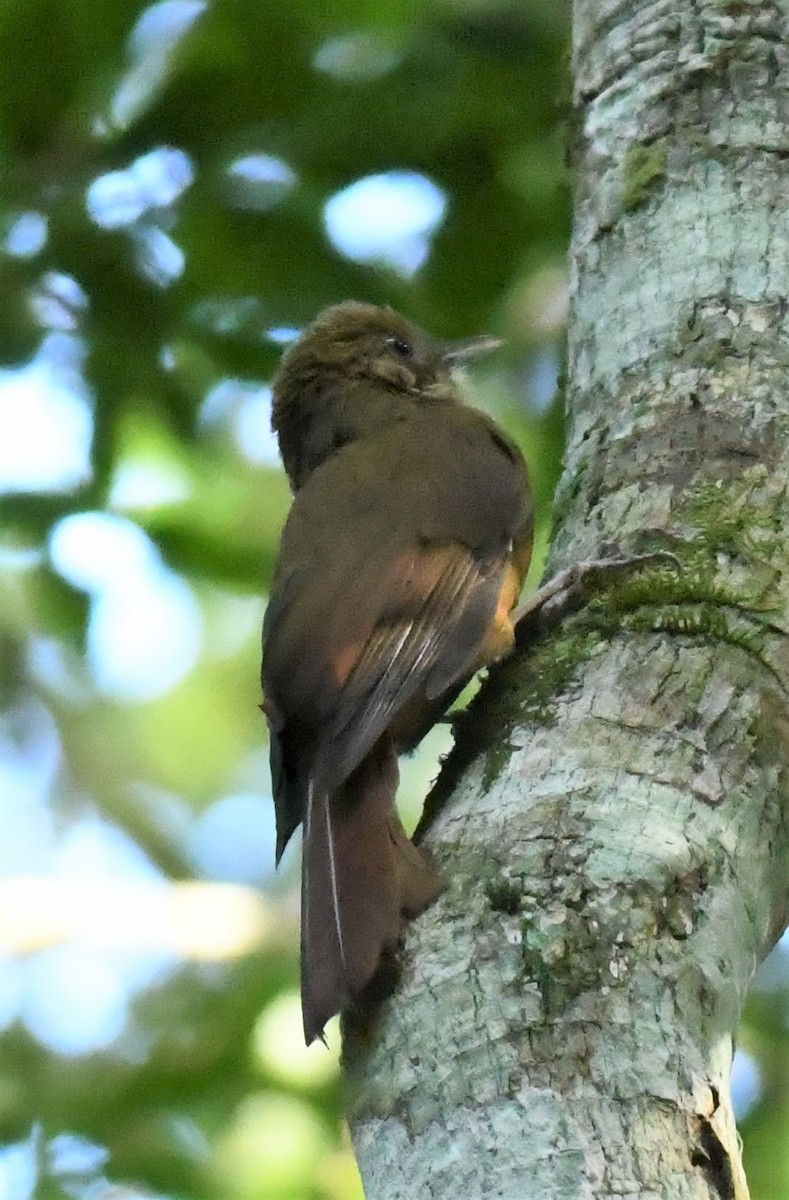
[622, 142, 668, 211]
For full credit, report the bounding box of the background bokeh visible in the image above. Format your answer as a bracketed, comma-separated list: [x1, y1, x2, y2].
[0, 1, 786, 1197]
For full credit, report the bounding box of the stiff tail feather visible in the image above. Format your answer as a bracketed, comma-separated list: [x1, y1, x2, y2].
[300, 737, 443, 1044]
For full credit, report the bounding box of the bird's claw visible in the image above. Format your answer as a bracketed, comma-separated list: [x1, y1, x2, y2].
[513, 549, 681, 634]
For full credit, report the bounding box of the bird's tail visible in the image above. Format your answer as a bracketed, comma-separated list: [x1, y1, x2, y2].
[300, 736, 443, 1045]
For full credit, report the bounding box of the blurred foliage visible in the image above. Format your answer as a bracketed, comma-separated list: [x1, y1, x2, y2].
[0, 1, 785, 1198]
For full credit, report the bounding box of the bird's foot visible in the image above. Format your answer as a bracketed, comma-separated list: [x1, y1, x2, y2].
[513, 549, 681, 636]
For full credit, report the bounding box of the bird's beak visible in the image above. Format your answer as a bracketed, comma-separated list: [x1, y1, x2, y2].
[441, 334, 504, 364]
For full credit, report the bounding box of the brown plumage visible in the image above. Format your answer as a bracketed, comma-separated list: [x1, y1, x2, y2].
[261, 302, 533, 1043]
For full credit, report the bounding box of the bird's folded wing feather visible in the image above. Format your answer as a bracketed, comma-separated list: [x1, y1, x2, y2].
[319, 539, 506, 786]
[264, 532, 506, 782]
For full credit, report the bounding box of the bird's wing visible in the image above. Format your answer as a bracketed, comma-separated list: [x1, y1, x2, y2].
[264, 527, 506, 803]
[319, 537, 507, 785]
[263, 535, 509, 863]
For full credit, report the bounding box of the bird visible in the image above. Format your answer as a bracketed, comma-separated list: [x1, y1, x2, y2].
[261, 301, 533, 1044]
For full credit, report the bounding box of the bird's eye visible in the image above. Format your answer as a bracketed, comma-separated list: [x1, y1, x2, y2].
[386, 335, 412, 359]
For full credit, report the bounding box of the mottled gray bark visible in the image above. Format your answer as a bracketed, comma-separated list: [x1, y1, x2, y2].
[347, 3, 789, 1197]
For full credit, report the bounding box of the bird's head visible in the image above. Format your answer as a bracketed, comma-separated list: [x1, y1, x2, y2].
[272, 301, 500, 488]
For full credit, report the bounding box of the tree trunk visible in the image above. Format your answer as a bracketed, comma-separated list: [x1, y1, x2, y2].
[346, 3, 789, 1196]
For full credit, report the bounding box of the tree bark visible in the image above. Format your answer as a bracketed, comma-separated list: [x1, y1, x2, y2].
[346, 3, 789, 1197]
